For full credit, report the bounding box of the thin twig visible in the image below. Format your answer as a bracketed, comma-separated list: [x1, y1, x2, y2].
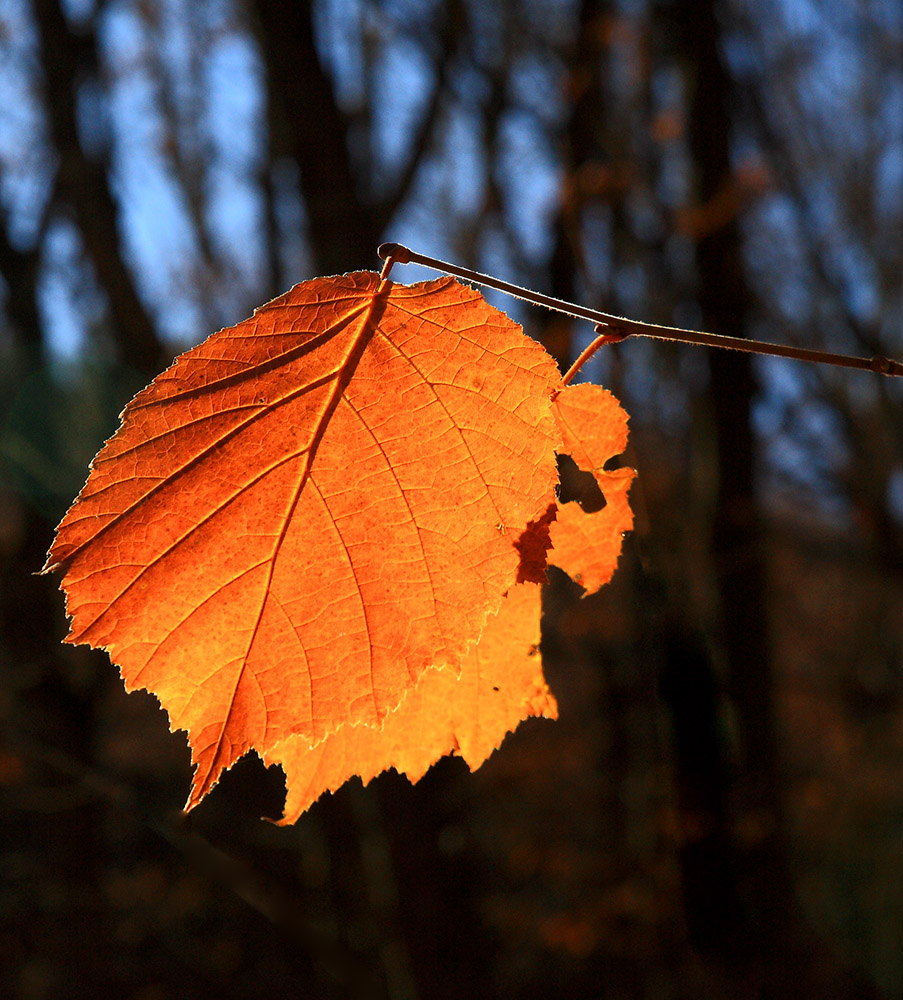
[561, 333, 628, 386]
[377, 243, 903, 381]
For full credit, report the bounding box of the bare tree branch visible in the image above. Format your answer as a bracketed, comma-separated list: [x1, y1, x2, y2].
[372, 1, 466, 234]
[31, 0, 163, 376]
[253, 0, 377, 274]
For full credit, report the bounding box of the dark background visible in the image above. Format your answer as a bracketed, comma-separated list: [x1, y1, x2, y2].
[2, 1, 902, 997]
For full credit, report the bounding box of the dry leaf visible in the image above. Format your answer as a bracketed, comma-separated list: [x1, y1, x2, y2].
[269, 582, 554, 823]
[44, 273, 560, 808]
[45, 274, 636, 819]
[549, 384, 634, 594]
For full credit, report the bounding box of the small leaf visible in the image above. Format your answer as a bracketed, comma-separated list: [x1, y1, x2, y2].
[549, 384, 634, 594]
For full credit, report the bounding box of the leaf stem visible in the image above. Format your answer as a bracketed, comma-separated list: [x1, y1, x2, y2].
[378, 252, 397, 283]
[377, 243, 903, 381]
[561, 333, 628, 386]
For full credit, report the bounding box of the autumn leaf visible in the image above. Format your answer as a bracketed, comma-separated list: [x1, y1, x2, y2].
[268, 582, 554, 823]
[552, 381, 628, 475]
[44, 272, 561, 808]
[548, 383, 634, 594]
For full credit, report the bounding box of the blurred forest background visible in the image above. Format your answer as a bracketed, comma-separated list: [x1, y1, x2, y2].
[1, 0, 902, 997]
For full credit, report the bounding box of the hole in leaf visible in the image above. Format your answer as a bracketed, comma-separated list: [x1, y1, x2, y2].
[556, 454, 606, 512]
[514, 503, 557, 583]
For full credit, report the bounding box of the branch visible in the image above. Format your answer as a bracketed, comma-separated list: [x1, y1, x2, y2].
[373, 0, 465, 233]
[253, 0, 376, 273]
[0, 187, 55, 371]
[32, 0, 163, 376]
[377, 243, 903, 381]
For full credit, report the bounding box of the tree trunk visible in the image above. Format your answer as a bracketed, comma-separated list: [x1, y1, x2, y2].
[252, 8, 495, 995]
[32, 0, 163, 377]
[677, 0, 790, 965]
[675, 3, 882, 996]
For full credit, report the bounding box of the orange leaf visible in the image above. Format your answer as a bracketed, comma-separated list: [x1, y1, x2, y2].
[552, 381, 628, 477]
[268, 582, 554, 823]
[549, 384, 634, 594]
[44, 273, 560, 808]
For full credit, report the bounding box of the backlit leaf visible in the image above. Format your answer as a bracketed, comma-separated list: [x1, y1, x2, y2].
[549, 384, 634, 594]
[268, 582, 554, 823]
[44, 273, 561, 808]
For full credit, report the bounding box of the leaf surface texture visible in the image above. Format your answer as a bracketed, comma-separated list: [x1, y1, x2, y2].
[269, 582, 554, 822]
